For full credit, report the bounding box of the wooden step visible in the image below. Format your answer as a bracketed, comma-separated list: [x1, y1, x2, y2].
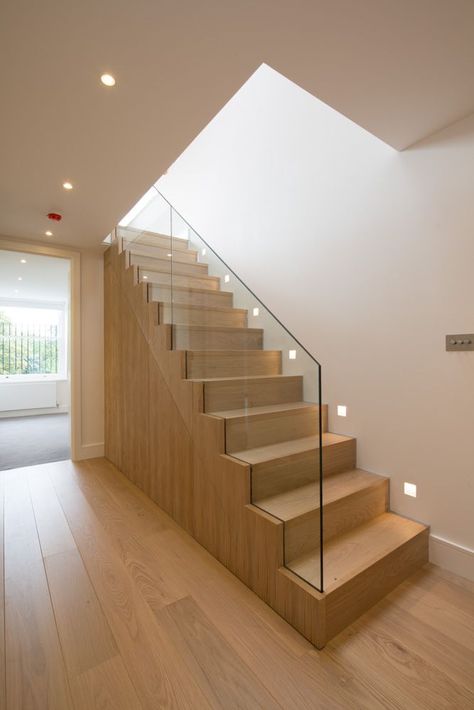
[257, 469, 388, 562]
[190, 375, 303, 411]
[287, 512, 428, 594]
[173, 325, 263, 351]
[150, 284, 233, 308]
[130, 253, 208, 276]
[186, 350, 282, 379]
[158, 303, 247, 328]
[125, 241, 198, 264]
[210, 402, 328, 453]
[139, 268, 220, 291]
[120, 228, 189, 251]
[234, 433, 357, 500]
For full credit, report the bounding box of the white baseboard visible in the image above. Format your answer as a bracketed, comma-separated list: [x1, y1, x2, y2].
[75, 442, 105, 460]
[0, 406, 69, 418]
[429, 534, 474, 582]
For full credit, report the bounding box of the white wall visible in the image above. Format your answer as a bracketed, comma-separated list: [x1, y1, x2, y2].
[158, 65, 474, 577]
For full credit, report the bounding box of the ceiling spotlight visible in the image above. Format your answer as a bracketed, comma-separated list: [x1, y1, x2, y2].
[14, 289, 19, 294]
[100, 73, 116, 87]
[63, 181, 73, 190]
[20, 258, 26, 263]
[18, 277, 22, 281]
[45, 231, 53, 236]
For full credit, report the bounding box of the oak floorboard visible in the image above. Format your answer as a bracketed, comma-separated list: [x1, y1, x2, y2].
[71, 656, 143, 710]
[3, 460, 474, 710]
[49, 464, 213, 710]
[3, 471, 73, 710]
[163, 595, 281, 709]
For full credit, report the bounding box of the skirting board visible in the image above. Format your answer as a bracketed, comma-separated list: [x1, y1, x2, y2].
[0, 406, 70, 419]
[75, 442, 105, 460]
[429, 534, 474, 582]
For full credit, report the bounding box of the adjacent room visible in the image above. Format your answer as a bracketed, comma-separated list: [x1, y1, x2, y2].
[0, 249, 71, 470]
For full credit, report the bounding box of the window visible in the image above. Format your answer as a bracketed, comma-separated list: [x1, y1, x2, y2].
[0, 305, 67, 378]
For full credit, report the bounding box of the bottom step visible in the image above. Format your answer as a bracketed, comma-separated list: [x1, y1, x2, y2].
[288, 512, 428, 593]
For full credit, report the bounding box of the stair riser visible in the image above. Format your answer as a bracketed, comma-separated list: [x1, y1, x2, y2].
[204, 376, 303, 412]
[252, 438, 357, 500]
[126, 243, 198, 263]
[227, 405, 328, 453]
[151, 285, 233, 308]
[160, 304, 247, 328]
[174, 328, 263, 351]
[284, 480, 389, 562]
[130, 253, 208, 276]
[121, 232, 189, 251]
[140, 271, 220, 291]
[187, 351, 282, 379]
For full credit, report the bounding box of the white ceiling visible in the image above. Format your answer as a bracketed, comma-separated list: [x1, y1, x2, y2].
[0, 0, 473, 250]
[0, 249, 69, 303]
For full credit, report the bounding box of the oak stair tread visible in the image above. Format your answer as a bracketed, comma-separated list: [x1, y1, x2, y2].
[175, 325, 263, 335]
[150, 285, 233, 298]
[231, 432, 353, 465]
[210, 400, 317, 419]
[126, 243, 198, 260]
[288, 512, 428, 593]
[120, 228, 189, 250]
[158, 302, 247, 315]
[256, 468, 387, 520]
[188, 374, 299, 383]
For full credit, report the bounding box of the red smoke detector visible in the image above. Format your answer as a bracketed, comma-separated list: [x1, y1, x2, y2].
[47, 212, 62, 221]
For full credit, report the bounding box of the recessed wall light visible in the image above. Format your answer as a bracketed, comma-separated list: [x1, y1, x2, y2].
[252, 307, 259, 317]
[404, 482, 417, 498]
[337, 405, 347, 417]
[201, 248, 206, 256]
[167, 253, 172, 257]
[224, 274, 230, 283]
[142, 275, 148, 280]
[289, 350, 296, 360]
[100, 73, 116, 87]
[20, 258, 26, 264]
[45, 231, 53, 236]
[63, 181, 73, 190]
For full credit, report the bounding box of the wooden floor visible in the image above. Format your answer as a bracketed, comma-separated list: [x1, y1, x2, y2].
[0, 459, 473, 709]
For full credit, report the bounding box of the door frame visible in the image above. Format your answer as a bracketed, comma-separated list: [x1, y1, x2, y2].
[0, 237, 81, 460]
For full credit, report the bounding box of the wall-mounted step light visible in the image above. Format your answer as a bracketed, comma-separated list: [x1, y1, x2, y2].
[337, 405, 347, 417]
[201, 248, 206, 256]
[224, 274, 230, 283]
[252, 307, 259, 317]
[404, 482, 417, 498]
[288, 350, 296, 360]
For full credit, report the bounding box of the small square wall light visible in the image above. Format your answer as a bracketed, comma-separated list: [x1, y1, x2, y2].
[201, 248, 206, 256]
[252, 307, 259, 317]
[404, 482, 417, 498]
[337, 405, 347, 417]
[288, 349, 297, 360]
[224, 274, 230, 283]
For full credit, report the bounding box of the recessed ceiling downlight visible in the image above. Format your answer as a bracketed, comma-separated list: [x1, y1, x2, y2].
[45, 231, 53, 236]
[100, 73, 116, 87]
[63, 181, 73, 190]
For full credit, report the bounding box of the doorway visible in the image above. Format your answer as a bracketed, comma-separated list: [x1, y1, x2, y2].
[0, 248, 75, 470]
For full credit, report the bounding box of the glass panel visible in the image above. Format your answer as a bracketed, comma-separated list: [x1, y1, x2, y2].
[117, 185, 324, 592]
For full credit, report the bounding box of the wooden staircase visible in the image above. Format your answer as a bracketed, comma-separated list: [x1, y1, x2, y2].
[105, 228, 429, 648]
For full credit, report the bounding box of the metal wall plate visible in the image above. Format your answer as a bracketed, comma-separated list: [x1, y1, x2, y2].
[446, 334, 474, 351]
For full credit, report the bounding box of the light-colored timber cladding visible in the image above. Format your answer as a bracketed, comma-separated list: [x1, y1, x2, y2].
[105, 228, 429, 647]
